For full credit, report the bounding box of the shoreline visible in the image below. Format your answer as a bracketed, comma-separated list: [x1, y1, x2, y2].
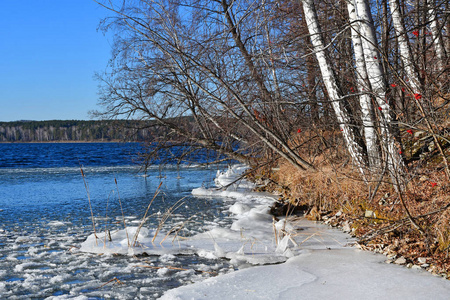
[160, 166, 450, 299]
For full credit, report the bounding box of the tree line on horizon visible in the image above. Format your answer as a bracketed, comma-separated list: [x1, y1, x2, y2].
[0, 119, 190, 142]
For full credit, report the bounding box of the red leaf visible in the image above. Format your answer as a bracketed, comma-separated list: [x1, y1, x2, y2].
[430, 182, 437, 187]
[412, 30, 419, 36]
[297, 129, 302, 133]
[414, 93, 422, 100]
[407, 129, 413, 135]
[391, 83, 397, 87]
[378, 107, 382, 111]
[401, 87, 406, 92]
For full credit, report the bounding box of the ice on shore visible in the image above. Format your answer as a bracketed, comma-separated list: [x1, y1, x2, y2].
[160, 165, 450, 299]
[80, 165, 354, 265]
[80, 165, 308, 265]
[78, 165, 450, 299]
[161, 248, 450, 300]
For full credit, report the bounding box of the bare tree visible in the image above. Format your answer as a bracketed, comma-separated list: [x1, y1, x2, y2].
[95, 0, 315, 170]
[94, 0, 448, 183]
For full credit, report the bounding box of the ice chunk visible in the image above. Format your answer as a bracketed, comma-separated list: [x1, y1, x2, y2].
[229, 203, 250, 215]
[15, 236, 32, 243]
[275, 235, 290, 254]
[213, 242, 226, 258]
[47, 221, 67, 227]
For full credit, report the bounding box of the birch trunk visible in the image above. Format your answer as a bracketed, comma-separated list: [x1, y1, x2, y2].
[389, 0, 421, 92]
[354, 0, 404, 176]
[302, 0, 367, 178]
[428, 3, 446, 74]
[347, 0, 380, 169]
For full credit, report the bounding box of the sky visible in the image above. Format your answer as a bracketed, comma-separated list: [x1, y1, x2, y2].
[0, 1, 113, 122]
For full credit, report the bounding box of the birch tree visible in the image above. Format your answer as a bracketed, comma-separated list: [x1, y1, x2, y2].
[347, 0, 380, 169]
[302, 0, 368, 178]
[389, 0, 450, 179]
[353, 0, 404, 177]
[389, 0, 421, 92]
[427, 0, 446, 76]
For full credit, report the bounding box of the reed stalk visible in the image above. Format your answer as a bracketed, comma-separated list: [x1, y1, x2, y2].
[104, 190, 114, 247]
[80, 167, 98, 245]
[159, 215, 193, 244]
[114, 176, 130, 247]
[133, 182, 163, 247]
[152, 198, 185, 243]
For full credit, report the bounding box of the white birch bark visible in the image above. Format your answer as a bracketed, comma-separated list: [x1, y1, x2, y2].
[354, 0, 387, 106]
[302, 0, 367, 177]
[347, 0, 380, 169]
[389, 0, 421, 92]
[428, 4, 445, 73]
[354, 0, 404, 175]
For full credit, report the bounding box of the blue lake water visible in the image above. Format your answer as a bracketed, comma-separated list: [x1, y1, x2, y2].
[0, 143, 234, 299]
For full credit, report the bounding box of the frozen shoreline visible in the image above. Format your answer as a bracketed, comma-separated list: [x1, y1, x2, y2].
[160, 165, 450, 299]
[161, 246, 450, 300]
[79, 165, 300, 264]
[78, 165, 450, 299]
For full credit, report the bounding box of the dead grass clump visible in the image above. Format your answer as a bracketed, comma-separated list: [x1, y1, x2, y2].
[270, 160, 370, 218]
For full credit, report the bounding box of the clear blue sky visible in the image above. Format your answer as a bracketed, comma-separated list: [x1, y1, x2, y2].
[0, 1, 113, 122]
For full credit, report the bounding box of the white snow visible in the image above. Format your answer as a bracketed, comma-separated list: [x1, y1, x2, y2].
[77, 165, 450, 299]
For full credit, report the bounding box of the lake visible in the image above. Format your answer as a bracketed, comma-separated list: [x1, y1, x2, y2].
[0, 143, 234, 299]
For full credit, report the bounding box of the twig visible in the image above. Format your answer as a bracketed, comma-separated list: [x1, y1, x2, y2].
[104, 190, 113, 247]
[152, 197, 186, 243]
[359, 202, 450, 242]
[272, 216, 278, 246]
[134, 265, 217, 274]
[96, 277, 124, 289]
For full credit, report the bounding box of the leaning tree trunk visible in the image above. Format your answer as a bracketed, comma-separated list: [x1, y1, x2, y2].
[354, 0, 404, 179]
[347, 0, 380, 170]
[427, 2, 446, 76]
[302, 0, 368, 179]
[389, 0, 421, 92]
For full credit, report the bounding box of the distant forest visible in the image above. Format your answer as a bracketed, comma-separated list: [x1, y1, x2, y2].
[0, 120, 163, 142]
